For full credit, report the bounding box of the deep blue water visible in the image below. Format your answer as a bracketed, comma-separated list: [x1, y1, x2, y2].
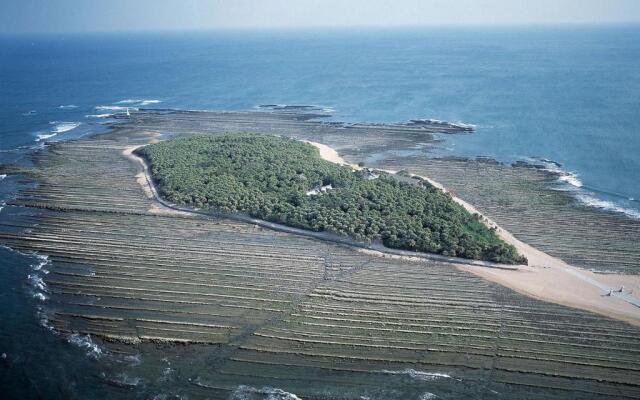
[1, 26, 638, 215]
[0, 26, 639, 398]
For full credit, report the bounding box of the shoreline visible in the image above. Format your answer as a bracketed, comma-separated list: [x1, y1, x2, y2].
[123, 143, 519, 270]
[125, 136, 640, 327]
[306, 141, 640, 326]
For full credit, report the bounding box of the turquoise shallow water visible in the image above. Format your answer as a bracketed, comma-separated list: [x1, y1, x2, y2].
[0, 26, 639, 398]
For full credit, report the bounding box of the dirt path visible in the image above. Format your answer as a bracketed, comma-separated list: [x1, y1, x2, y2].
[307, 141, 640, 327]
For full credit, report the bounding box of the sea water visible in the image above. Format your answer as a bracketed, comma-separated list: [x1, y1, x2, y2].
[0, 25, 639, 398]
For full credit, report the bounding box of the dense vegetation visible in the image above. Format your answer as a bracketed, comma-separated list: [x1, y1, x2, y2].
[136, 133, 527, 264]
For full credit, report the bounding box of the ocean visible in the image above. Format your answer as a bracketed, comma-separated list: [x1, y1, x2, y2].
[0, 25, 639, 398]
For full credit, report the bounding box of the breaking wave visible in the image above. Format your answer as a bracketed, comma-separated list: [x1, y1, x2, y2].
[37, 121, 82, 141]
[575, 193, 640, 219]
[27, 273, 46, 292]
[531, 158, 640, 220]
[58, 105, 78, 109]
[51, 121, 81, 133]
[0, 174, 6, 180]
[68, 333, 104, 358]
[27, 255, 50, 301]
[419, 393, 438, 400]
[230, 385, 302, 400]
[35, 133, 58, 142]
[380, 369, 453, 381]
[85, 113, 113, 119]
[115, 99, 162, 106]
[95, 105, 138, 112]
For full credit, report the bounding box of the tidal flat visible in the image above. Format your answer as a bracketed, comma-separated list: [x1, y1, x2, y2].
[1, 109, 639, 399]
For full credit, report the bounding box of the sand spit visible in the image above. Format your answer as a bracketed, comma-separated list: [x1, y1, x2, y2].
[307, 141, 640, 326]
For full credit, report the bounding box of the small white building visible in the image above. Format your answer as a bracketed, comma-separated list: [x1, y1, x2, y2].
[306, 184, 333, 196]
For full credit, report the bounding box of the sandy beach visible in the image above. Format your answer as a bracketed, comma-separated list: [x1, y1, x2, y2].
[307, 140, 640, 326]
[125, 136, 640, 326]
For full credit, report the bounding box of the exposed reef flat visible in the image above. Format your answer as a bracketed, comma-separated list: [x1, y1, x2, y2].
[0, 109, 639, 399]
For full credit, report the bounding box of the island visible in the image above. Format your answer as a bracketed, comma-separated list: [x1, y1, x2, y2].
[134, 133, 526, 264]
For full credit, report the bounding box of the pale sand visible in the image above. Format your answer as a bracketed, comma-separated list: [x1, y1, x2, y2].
[307, 141, 640, 326]
[122, 138, 192, 217]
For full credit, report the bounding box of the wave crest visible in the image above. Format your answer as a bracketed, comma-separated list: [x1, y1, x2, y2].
[68, 334, 104, 358]
[380, 369, 452, 381]
[115, 99, 161, 106]
[230, 385, 302, 400]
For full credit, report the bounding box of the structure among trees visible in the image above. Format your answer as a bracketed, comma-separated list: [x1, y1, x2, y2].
[136, 133, 527, 264]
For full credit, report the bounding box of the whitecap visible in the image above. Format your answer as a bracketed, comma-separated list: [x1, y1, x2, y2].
[27, 274, 47, 292]
[0, 174, 6, 180]
[115, 99, 142, 104]
[380, 369, 452, 381]
[95, 105, 138, 111]
[50, 121, 81, 134]
[575, 193, 640, 219]
[534, 159, 583, 188]
[114, 99, 161, 106]
[33, 292, 48, 301]
[557, 172, 583, 188]
[419, 393, 437, 400]
[532, 157, 640, 219]
[230, 385, 302, 400]
[85, 114, 113, 119]
[36, 132, 58, 142]
[139, 99, 161, 106]
[32, 254, 49, 271]
[36, 306, 54, 331]
[58, 105, 78, 109]
[68, 333, 104, 358]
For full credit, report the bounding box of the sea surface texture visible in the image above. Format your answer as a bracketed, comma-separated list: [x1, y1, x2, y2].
[0, 26, 639, 399]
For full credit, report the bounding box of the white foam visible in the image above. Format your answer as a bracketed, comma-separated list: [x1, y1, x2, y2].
[454, 121, 477, 129]
[533, 158, 640, 219]
[58, 105, 78, 109]
[576, 193, 640, 219]
[0, 174, 6, 180]
[36, 305, 53, 331]
[68, 333, 104, 358]
[139, 99, 161, 106]
[36, 133, 58, 142]
[27, 274, 47, 292]
[50, 121, 81, 134]
[557, 172, 583, 188]
[32, 254, 49, 271]
[115, 99, 161, 106]
[33, 292, 48, 301]
[95, 105, 138, 111]
[419, 393, 438, 400]
[381, 369, 452, 381]
[85, 113, 113, 119]
[115, 99, 142, 104]
[535, 160, 583, 188]
[230, 385, 302, 400]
